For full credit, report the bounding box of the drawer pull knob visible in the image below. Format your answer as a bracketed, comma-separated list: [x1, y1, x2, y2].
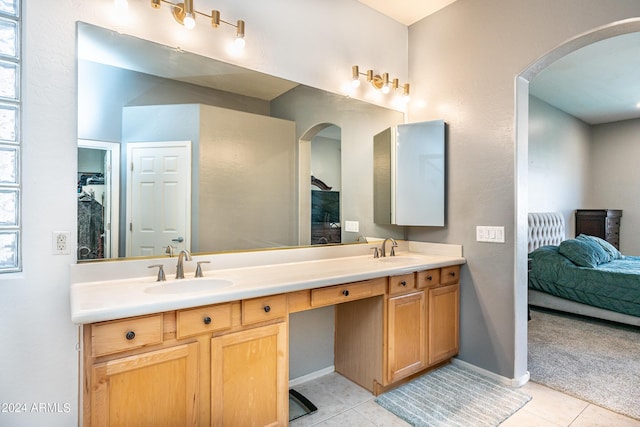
[264, 305, 271, 313]
[203, 316, 212, 325]
[400, 281, 407, 286]
[125, 331, 136, 340]
[449, 272, 456, 277]
[426, 276, 433, 281]
[342, 290, 350, 297]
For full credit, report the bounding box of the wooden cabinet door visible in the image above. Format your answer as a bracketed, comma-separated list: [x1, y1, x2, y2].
[211, 322, 288, 427]
[387, 291, 426, 383]
[427, 283, 460, 366]
[90, 342, 199, 427]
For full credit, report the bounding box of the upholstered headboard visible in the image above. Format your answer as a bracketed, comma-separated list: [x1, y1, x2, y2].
[528, 212, 565, 252]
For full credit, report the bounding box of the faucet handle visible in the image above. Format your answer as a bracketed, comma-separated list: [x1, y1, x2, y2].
[371, 247, 380, 259]
[148, 264, 166, 282]
[165, 245, 175, 257]
[195, 261, 211, 278]
[390, 242, 397, 257]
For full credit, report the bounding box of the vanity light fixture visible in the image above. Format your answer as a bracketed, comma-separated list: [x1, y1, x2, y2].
[351, 66, 410, 102]
[149, 0, 246, 47]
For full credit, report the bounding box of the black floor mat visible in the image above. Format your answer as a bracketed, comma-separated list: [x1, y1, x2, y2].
[289, 388, 317, 422]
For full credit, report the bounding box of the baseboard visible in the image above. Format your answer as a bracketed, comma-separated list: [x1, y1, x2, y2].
[451, 358, 530, 388]
[289, 366, 335, 388]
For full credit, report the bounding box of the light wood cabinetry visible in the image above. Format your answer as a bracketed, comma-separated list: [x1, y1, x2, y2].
[211, 322, 288, 427]
[83, 262, 462, 424]
[386, 290, 426, 383]
[419, 265, 460, 366]
[88, 340, 199, 427]
[83, 300, 287, 427]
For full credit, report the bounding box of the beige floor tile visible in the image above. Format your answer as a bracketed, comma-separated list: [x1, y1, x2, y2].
[500, 407, 564, 427]
[352, 399, 412, 427]
[290, 373, 373, 426]
[571, 404, 640, 427]
[518, 382, 588, 426]
[313, 409, 377, 426]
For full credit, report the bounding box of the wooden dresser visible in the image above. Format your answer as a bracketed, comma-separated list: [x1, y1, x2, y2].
[575, 209, 622, 249]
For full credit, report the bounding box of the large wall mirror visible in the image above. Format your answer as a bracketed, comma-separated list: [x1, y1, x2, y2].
[76, 22, 404, 261]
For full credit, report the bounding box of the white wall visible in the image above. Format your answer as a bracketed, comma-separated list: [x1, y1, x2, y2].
[406, 0, 640, 379]
[0, 1, 407, 426]
[591, 118, 640, 255]
[528, 96, 592, 237]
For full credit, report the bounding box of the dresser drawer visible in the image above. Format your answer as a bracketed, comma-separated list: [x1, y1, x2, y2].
[311, 277, 386, 307]
[91, 314, 163, 357]
[242, 294, 287, 326]
[416, 268, 441, 289]
[177, 303, 232, 339]
[388, 273, 416, 296]
[441, 265, 461, 285]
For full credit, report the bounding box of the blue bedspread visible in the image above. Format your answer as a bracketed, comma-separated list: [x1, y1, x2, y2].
[528, 246, 640, 317]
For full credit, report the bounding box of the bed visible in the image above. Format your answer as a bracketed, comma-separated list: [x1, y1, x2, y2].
[528, 212, 640, 327]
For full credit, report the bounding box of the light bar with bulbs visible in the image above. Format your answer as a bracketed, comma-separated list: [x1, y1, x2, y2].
[351, 65, 410, 101]
[146, 0, 246, 48]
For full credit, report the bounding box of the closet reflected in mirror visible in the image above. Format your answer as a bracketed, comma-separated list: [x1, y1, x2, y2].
[77, 140, 120, 259]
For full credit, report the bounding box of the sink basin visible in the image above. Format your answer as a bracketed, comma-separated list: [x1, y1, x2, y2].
[144, 278, 234, 294]
[376, 256, 426, 263]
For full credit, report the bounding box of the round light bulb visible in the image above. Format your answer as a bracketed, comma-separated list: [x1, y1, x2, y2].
[381, 85, 391, 94]
[184, 13, 196, 29]
[351, 78, 361, 88]
[234, 37, 246, 49]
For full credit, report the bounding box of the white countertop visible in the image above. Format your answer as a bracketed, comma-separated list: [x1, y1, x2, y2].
[70, 241, 465, 324]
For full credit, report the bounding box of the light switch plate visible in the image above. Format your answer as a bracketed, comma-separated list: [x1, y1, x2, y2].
[476, 226, 505, 243]
[344, 220, 359, 232]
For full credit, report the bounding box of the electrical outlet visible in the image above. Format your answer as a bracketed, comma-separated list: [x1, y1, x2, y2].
[52, 231, 71, 255]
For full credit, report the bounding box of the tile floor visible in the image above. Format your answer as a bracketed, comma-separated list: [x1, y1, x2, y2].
[290, 371, 640, 426]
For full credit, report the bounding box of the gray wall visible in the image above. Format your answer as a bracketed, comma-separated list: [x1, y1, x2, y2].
[528, 96, 591, 238]
[406, 0, 640, 379]
[591, 118, 640, 255]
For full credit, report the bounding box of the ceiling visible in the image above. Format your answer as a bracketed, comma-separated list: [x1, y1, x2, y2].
[357, 0, 458, 25]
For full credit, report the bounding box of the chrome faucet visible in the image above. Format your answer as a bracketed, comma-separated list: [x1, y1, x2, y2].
[380, 238, 398, 257]
[175, 249, 192, 279]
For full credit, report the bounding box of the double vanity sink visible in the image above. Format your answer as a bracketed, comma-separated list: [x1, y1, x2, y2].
[70, 241, 464, 324]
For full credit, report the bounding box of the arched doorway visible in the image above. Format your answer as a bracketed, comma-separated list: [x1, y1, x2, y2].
[514, 18, 640, 378]
[298, 123, 342, 246]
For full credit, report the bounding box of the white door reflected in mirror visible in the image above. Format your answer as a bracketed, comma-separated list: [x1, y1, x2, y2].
[126, 141, 191, 257]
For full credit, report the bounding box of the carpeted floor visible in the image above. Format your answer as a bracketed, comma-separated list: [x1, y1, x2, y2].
[375, 364, 531, 427]
[528, 308, 640, 420]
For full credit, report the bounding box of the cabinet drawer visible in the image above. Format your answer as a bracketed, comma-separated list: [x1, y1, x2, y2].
[416, 269, 441, 289]
[311, 278, 386, 307]
[388, 273, 416, 296]
[177, 303, 232, 339]
[242, 294, 287, 326]
[91, 314, 163, 357]
[441, 265, 461, 285]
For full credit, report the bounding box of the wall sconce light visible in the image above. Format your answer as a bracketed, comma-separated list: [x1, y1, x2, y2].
[351, 65, 410, 102]
[148, 0, 246, 48]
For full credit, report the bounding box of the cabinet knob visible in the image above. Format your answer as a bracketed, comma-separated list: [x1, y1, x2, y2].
[203, 316, 212, 325]
[426, 276, 433, 281]
[342, 290, 350, 297]
[449, 271, 456, 277]
[400, 281, 407, 286]
[125, 331, 136, 340]
[264, 305, 271, 313]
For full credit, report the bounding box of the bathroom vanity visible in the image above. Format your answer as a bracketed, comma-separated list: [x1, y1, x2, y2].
[71, 241, 464, 426]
